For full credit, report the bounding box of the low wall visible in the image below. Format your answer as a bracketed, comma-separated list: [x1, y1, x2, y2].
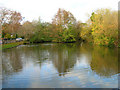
[2, 40, 16, 44]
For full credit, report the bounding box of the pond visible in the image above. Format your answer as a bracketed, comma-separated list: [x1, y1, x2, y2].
[2, 43, 119, 88]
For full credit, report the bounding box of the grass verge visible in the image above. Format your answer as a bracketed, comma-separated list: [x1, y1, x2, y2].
[1, 41, 24, 50]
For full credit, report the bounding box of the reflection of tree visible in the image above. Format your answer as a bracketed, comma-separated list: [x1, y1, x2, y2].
[90, 46, 118, 77]
[21, 43, 79, 76]
[3, 43, 118, 78]
[21, 43, 92, 76]
[2, 48, 22, 75]
[22, 43, 79, 76]
[51, 44, 77, 76]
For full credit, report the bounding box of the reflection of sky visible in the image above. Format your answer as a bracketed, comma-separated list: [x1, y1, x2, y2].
[2, 54, 118, 88]
[76, 54, 91, 68]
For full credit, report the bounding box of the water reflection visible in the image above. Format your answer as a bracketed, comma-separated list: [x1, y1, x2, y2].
[90, 46, 118, 77]
[50, 44, 77, 76]
[2, 48, 23, 75]
[2, 43, 118, 88]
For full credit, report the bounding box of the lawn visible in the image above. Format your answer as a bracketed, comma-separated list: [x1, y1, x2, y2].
[1, 41, 23, 50]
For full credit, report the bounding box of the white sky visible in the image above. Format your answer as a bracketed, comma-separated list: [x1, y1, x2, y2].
[0, 0, 119, 23]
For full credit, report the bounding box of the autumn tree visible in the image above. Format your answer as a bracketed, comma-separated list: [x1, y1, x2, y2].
[89, 9, 118, 47]
[80, 22, 92, 42]
[0, 7, 23, 39]
[52, 8, 78, 42]
[52, 8, 76, 29]
[0, 7, 11, 25]
[0, 7, 11, 38]
[18, 21, 35, 40]
[9, 11, 22, 34]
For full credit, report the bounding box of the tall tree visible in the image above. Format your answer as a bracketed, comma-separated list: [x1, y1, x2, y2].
[0, 7, 23, 38]
[90, 9, 118, 47]
[52, 8, 76, 29]
[52, 8, 77, 42]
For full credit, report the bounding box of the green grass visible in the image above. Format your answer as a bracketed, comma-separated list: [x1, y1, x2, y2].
[1, 41, 23, 50]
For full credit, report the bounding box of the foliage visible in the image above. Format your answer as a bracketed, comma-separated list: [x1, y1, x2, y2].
[29, 8, 81, 43]
[51, 8, 81, 42]
[80, 23, 92, 42]
[62, 26, 76, 42]
[89, 9, 118, 47]
[0, 7, 23, 38]
[4, 33, 11, 39]
[29, 21, 53, 43]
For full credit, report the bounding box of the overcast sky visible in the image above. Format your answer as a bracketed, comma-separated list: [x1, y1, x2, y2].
[0, 0, 119, 23]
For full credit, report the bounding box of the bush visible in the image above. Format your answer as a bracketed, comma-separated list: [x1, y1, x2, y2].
[5, 34, 11, 39]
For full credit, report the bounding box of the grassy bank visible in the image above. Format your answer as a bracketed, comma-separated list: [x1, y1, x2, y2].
[1, 41, 24, 50]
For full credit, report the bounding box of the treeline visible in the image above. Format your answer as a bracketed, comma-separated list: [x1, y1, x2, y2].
[0, 7, 118, 47]
[21, 8, 82, 43]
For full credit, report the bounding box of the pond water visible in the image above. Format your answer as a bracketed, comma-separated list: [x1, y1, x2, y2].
[2, 43, 119, 88]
